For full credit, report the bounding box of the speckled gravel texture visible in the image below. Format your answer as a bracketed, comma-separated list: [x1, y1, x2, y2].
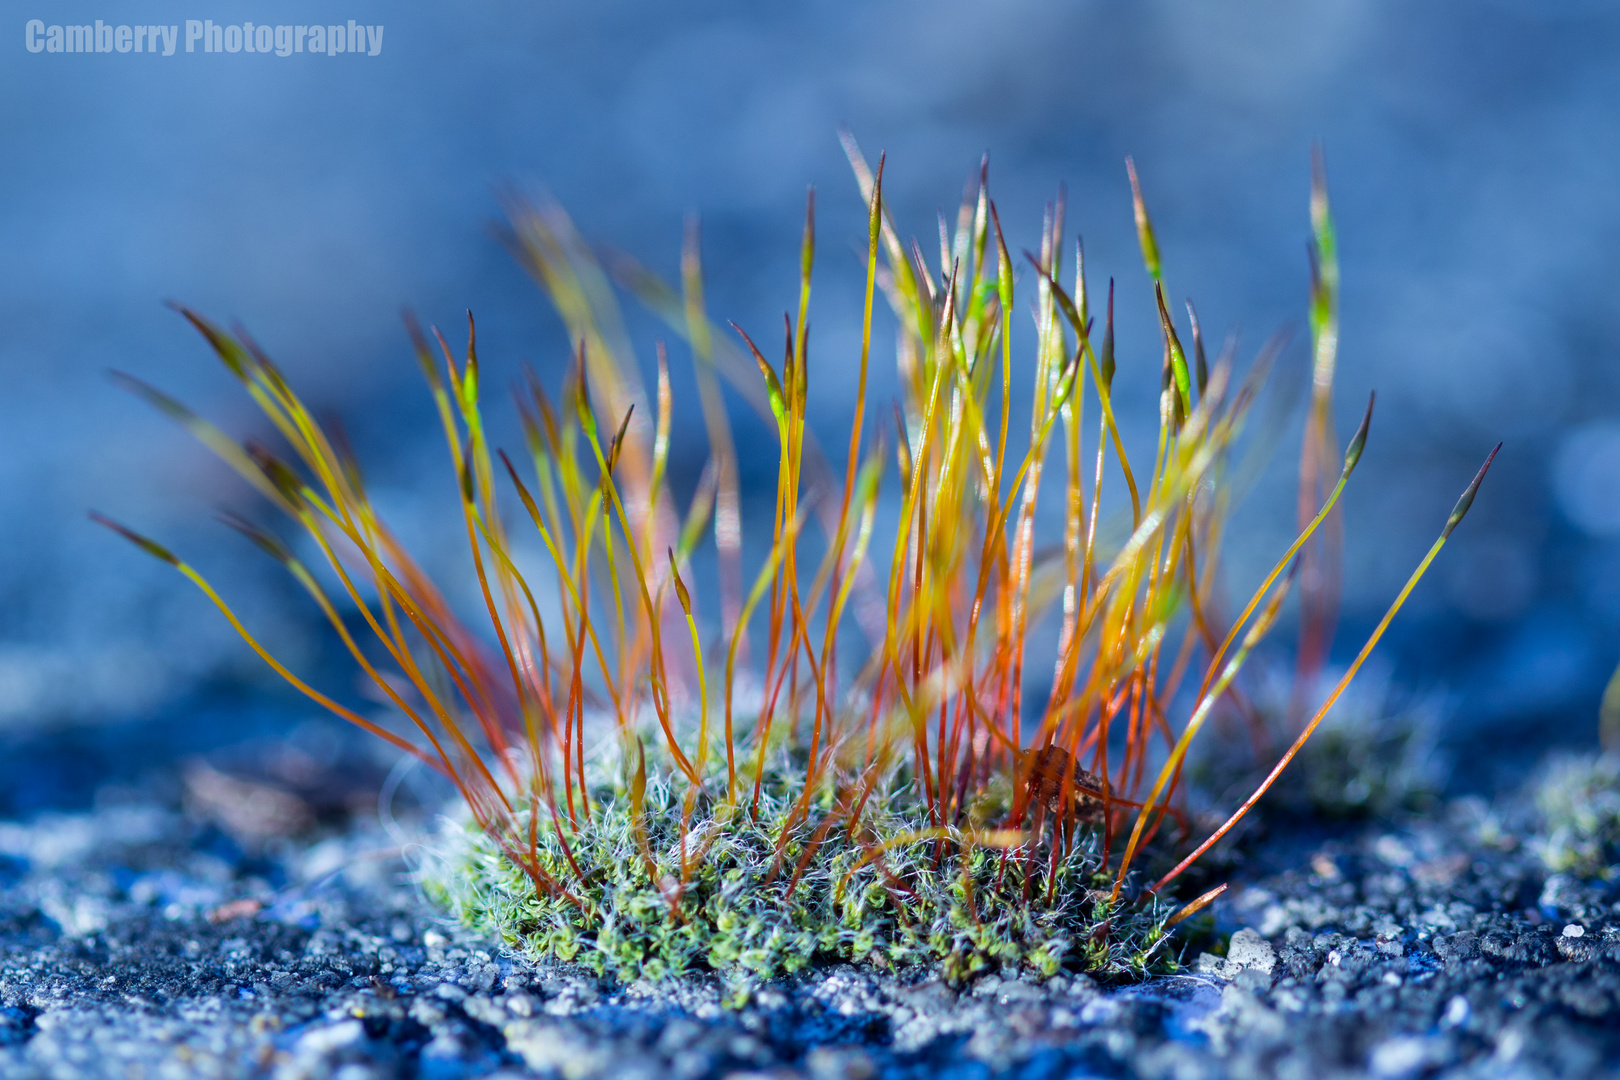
[1, 785, 1618, 1078]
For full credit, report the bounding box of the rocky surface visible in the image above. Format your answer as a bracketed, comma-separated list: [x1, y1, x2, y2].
[1, 766, 1618, 1078]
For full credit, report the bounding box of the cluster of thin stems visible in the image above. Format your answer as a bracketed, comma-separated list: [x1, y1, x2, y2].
[99, 143, 1497, 929]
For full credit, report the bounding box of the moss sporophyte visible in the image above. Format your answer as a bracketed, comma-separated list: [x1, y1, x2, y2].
[97, 140, 1499, 984]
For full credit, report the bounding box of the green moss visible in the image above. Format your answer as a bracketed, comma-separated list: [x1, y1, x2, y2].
[421, 748, 1182, 986]
[1187, 676, 1445, 821]
[1535, 753, 1620, 879]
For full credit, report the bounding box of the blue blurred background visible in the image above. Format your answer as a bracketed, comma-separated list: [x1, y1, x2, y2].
[4, 0, 1619, 807]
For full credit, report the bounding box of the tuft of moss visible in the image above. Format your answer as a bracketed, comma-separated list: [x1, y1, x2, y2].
[100, 141, 1498, 992]
[1188, 674, 1446, 823]
[1534, 753, 1620, 879]
[422, 748, 1180, 986]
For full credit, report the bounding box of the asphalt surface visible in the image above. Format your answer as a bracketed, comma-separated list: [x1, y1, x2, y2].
[0, 749, 1617, 1079]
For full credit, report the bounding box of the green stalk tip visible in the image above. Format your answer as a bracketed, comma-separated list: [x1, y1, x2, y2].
[732, 321, 786, 425]
[90, 512, 180, 567]
[1126, 157, 1162, 282]
[575, 350, 596, 440]
[869, 152, 885, 248]
[1341, 391, 1375, 479]
[1443, 442, 1502, 538]
[607, 404, 635, 475]
[458, 450, 476, 503]
[668, 548, 692, 615]
[801, 186, 816, 283]
[1185, 299, 1208, 397]
[217, 511, 293, 565]
[1100, 279, 1116, 390]
[1154, 283, 1190, 411]
[461, 311, 480, 408]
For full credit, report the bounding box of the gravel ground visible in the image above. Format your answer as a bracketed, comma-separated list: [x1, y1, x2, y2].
[0, 757, 1617, 1079]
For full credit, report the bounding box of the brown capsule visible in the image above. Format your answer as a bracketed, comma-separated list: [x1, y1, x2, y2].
[1024, 744, 1106, 824]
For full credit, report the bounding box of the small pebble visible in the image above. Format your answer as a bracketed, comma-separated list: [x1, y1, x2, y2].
[1226, 929, 1277, 975]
